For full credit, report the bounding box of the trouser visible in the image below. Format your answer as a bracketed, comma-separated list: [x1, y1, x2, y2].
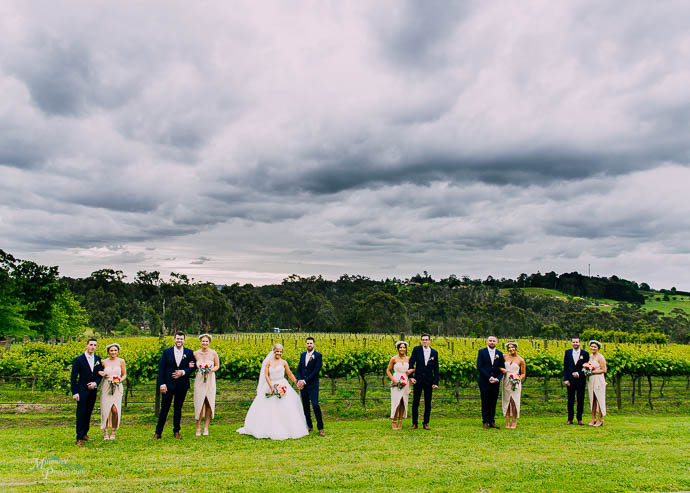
[411, 382, 433, 425]
[300, 384, 324, 430]
[75, 390, 97, 440]
[156, 386, 188, 435]
[567, 381, 586, 422]
[480, 383, 500, 424]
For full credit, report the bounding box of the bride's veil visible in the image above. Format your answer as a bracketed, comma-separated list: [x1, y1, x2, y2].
[256, 350, 274, 396]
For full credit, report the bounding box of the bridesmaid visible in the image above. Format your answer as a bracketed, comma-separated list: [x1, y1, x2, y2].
[500, 342, 525, 429]
[386, 341, 412, 430]
[587, 340, 607, 427]
[98, 342, 126, 440]
[194, 334, 219, 436]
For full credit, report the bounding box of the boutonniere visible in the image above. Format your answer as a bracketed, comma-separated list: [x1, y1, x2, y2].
[309, 355, 315, 361]
[182, 354, 187, 359]
[494, 354, 499, 360]
[579, 356, 584, 360]
[94, 360, 101, 367]
[429, 356, 435, 361]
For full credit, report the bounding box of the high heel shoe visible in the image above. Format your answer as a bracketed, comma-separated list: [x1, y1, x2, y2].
[103, 433, 110, 440]
[593, 420, 603, 427]
[203, 429, 209, 436]
[109, 432, 115, 440]
[196, 430, 202, 436]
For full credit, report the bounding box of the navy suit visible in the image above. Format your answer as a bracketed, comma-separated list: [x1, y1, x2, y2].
[297, 351, 324, 431]
[563, 348, 590, 422]
[477, 347, 504, 425]
[409, 345, 439, 426]
[70, 353, 103, 441]
[155, 346, 196, 435]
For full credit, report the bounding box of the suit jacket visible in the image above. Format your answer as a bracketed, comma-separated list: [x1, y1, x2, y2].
[476, 347, 504, 389]
[157, 346, 196, 391]
[70, 353, 103, 396]
[297, 351, 322, 387]
[563, 348, 590, 384]
[409, 345, 439, 386]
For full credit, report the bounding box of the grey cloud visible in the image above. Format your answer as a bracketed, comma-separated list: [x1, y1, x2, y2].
[191, 256, 211, 265]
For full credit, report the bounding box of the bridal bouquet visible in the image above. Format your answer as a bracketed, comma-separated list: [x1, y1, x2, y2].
[508, 373, 521, 391]
[266, 384, 288, 399]
[390, 375, 407, 390]
[109, 376, 121, 395]
[199, 363, 213, 383]
[582, 362, 595, 377]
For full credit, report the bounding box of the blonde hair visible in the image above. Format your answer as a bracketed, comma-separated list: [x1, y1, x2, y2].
[272, 343, 284, 352]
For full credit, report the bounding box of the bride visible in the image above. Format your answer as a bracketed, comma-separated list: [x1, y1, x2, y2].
[237, 343, 309, 440]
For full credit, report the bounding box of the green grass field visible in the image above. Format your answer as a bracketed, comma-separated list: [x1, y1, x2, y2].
[2, 417, 689, 492]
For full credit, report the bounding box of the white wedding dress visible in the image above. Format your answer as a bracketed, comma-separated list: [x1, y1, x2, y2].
[237, 362, 309, 440]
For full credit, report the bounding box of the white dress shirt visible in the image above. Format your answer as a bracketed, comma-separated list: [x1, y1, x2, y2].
[174, 346, 183, 367]
[487, 347, 496, 364]
[85, 352, 94, 371]
[304, 350, 314, 367]
[423, 347, 431, 365]
[572, 349, 581, 365]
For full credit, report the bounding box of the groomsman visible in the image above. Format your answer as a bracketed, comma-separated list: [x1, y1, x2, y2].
[297, 337, 325, 436]
[563, 336, 589, 425]
[152, 331, 196, 439]
[409, 334, 439, 430]
[71, 338, 103, 446]
[477, 335, 504, 428]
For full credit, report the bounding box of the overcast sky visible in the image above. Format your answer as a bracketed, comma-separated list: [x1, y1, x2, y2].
[1, 1, 689, 290]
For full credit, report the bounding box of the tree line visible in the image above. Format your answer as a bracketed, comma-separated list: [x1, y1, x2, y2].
[1, 249, 688, 343]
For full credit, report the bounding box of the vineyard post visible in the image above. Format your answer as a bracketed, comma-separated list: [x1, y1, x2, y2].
[359, 376, 368, 411]
[155, 385, 161, 417]
[646, 376, 653, 410]
[543, 377, 549, 402]
[631, 377, 636, 405]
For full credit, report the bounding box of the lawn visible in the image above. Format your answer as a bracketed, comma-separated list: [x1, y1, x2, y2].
[2, 416, 689, 492]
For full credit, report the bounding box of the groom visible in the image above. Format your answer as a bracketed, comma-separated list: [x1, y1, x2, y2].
[563, 336, 589, 425]
[71, 338, 103, 446]
[477, 335, 504, 429]
[152, 331, 196, 440]
[409, 334, 439, 430]
[297, 337, 325, 436]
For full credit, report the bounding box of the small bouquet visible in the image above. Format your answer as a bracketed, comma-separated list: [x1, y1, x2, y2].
[508, 373, 521, 391]
[109, 376, 121, 395]
[266, 383, 288, 399]
[390, 375, 407, 390]
[582, 362, 595, 377]
[199, 362, 213, 383]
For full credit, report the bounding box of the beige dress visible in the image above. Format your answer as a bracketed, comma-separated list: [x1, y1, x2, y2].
[390, 361, 411, 418]
[100, 359, 123, 429]
[194, 351, 217, 420]
[502, 360, 522, 417]
[588, 358, 606, 416]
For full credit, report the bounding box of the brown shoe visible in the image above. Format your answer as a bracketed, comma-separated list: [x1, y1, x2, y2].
[483, 423, 490, 429]
[308, 427, 313, 432]
[577, 421, 584, 425]
[566, 420, 573, 425]
[319, 430, 325, 437]
[423, 424, 431, 430]
[411, 424, 418, 430]
[151, 433, 161, 440]
[83, 435, 95, 441]
[76, 439, 85, 447]
[174, 432, 182, 439]
[489, 423, 500, 429]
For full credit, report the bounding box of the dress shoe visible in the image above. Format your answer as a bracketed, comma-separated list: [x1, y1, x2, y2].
[483, 423, 490, 429]
[150, 433, 161, 440]
[423, 424, 431, 430]
[174, 432, 182, 439]
[566, 420, 573, 425]
[75, 440, 85, 447]
[83, 435, 94, 441]
[411, 424, 418, 430]
[308, 427, 313, 432]
[577, 421, 584, 425]
[490, 423, 500, 429]
[319, 430, 325, 437]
